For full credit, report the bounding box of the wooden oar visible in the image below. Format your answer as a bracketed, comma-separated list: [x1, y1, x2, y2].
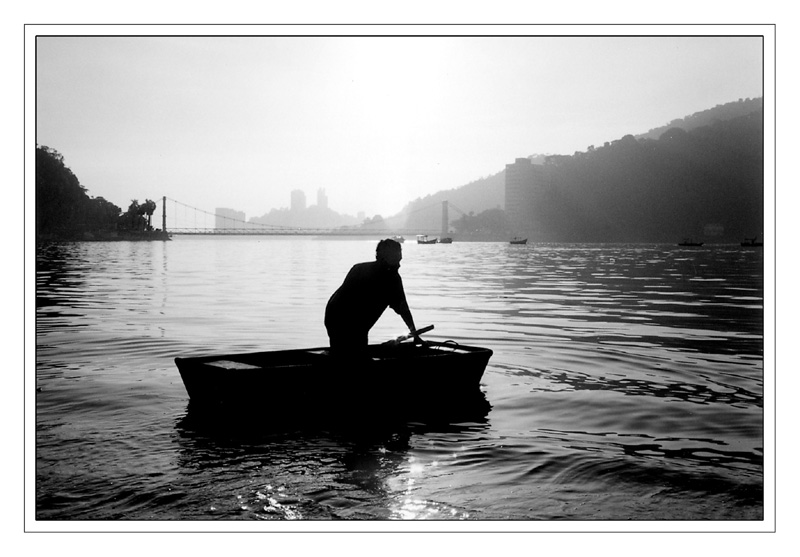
[390, 324, 434, 344]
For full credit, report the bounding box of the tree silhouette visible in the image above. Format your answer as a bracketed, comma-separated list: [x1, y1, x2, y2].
[36, 145, 121, 237]
[142, 199, 157, 229]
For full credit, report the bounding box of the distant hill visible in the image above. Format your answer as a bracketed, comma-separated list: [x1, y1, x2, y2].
[389, 154, 550, 232]
[249, 205, 360, 229]
[388, 98, 764, 241]
[530, 110, 763, 242]
[387, 172, 503, 232]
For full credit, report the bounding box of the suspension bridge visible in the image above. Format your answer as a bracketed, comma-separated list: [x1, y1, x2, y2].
[158, 196, 468, 237]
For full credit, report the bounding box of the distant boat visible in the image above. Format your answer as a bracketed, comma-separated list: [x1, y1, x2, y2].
[416, 234, 438, 245]
[391, 236, 405, 244]
[438, 237, 453, 244]
[510, 237, 528, 245]
[740, 237, 763, 247]
[678, 239, 704, 247]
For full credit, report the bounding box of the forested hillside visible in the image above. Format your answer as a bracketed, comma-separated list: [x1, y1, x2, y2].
[393, 98, 763, 242]
[36, 145, 163, 240]
[635, 97, 762, 141]
[534, 110, 763, 242]
[36, 146, 122, 239]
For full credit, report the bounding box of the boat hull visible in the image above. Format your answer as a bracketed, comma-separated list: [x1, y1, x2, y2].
[175, 341, 493, 415]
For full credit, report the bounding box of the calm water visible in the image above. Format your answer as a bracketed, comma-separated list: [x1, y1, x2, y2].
[34, 236, 765, 526]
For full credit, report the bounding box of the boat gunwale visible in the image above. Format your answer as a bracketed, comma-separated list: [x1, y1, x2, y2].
[175, 341, 493, 369]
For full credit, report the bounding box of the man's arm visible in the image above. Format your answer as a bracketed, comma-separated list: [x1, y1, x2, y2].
[390, 276, 421, 342]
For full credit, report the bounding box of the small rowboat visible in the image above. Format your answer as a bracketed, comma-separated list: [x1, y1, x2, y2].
[174, 327, 493, 417]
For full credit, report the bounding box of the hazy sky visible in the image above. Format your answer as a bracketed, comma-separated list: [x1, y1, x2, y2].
[35, 32, 764, 220]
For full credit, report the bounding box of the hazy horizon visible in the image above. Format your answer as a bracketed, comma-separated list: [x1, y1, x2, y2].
[34, 29, 765, 220]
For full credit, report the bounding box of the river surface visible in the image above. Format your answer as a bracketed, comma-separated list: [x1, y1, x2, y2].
[33, 236, 766, 529]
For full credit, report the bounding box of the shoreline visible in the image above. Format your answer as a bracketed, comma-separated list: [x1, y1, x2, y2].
[36, 230, 171, 242]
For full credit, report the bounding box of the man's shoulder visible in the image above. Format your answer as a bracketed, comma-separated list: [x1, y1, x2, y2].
[347, 261, 379, 277]
[348, 261, 398, 280]
[351, 261, 377, 271]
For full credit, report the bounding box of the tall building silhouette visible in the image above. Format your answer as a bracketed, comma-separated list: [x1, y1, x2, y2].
[505, 157, 551, 236]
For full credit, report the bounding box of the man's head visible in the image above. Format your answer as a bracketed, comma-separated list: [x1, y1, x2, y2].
[376, 238, 403, 270]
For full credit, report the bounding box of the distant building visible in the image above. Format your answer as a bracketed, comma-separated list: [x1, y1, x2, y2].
[317, 188, 328, 209]
[291, 189, 306, 211]
[505, 157, 551, 235]
[215, 207, 246, 229]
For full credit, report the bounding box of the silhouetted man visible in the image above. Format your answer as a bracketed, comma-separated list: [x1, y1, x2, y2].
[325, 238, 418, 357]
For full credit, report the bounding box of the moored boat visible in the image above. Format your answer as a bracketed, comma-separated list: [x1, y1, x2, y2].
[416, 234, 438, 244]
[438, 237, 453, 244]
[740, 237, 763, 247]
[510, 237, 527, 245]
[174, 337, 493, 413]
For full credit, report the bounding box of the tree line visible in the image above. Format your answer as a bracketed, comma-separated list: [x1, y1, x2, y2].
[36, 145, 159, 239]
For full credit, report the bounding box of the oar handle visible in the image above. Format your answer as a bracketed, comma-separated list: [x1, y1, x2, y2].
[394, 324, 434, 343]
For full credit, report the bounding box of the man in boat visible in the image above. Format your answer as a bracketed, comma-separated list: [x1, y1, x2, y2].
[325, 238, 419, 357]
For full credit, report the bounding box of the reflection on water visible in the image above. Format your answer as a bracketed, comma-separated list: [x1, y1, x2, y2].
[173, 395, 492, 520]
[35, 238, 764, 522]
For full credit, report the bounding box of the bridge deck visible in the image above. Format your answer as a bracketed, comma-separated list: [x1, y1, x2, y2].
[168, 228, 439, 236]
